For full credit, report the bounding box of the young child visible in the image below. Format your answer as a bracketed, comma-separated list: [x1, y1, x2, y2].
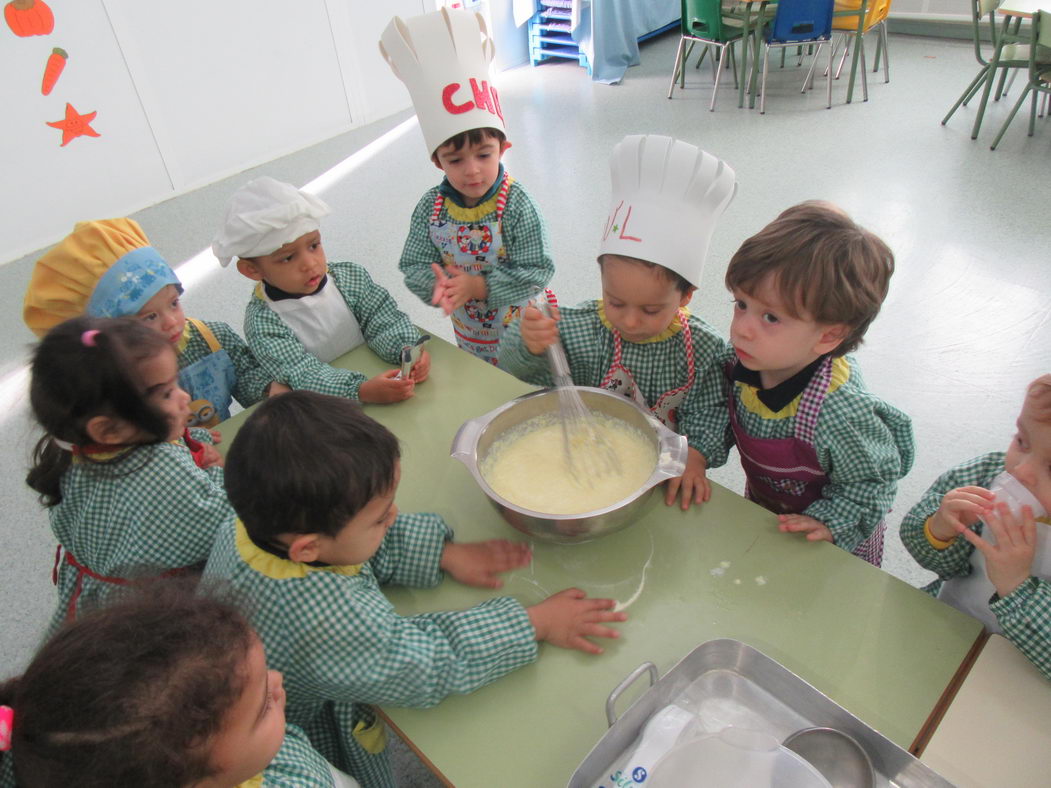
[724, 201, 914, 565]
[0, 582, 356, 787]
[212, 177, 428, 404]
[900, 375, 1051, 680]
[23, 218, 281, 427]
[203, 390, 625, 787]
[500, 135, 736, 509]
[381, 7, 554, 365]
[25, 316, 234, 631]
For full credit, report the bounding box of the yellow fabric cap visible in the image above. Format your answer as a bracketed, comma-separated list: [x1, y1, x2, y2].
[23, 218, 151, 337]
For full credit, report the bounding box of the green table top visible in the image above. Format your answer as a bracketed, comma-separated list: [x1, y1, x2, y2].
[218, 335, 982, 788]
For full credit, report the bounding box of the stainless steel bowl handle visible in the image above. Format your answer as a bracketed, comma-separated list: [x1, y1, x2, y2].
[605, 661, 659, 727]
[450, 417, 485, 465]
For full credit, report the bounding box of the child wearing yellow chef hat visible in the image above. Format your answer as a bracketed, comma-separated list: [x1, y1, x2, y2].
[23, 218, 283, 427]
[501, 134, 736, 511]
[381, 7, 553, 367]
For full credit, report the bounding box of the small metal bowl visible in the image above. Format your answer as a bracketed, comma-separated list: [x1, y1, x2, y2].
[450, 387, 687, 544]
[783, 727, 875, 788]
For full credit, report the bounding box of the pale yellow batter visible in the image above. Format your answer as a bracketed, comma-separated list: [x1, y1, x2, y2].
[480, 413, 656, 514]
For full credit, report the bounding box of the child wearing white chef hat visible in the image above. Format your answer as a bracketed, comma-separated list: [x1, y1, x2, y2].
[381, 7, 553, 367]
[500, 134, 737, 511]
[212, 176, 429, 404]
[901, 374, 1051, 680]
[724, 201, 913, 565]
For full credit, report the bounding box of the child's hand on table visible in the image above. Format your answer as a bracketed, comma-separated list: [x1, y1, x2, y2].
[440, 539, 531, 589]
[359, 370, 415, 404]
[777, 513, 833, 543]
[520, 304, 560, 355]
[929, 486, 995, 543]
[409, 349, 431, 384]
[527, 588, 626, 655]
[960, 502, 1037, 598]
[664, 447, 711, 510]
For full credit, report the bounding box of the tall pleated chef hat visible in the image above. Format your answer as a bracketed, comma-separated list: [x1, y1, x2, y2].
[379, 7, 505, 156]
[599, 135, 736, 288]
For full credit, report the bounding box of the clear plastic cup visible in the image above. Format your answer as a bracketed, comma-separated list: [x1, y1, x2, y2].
[989, 472, 1046, 519]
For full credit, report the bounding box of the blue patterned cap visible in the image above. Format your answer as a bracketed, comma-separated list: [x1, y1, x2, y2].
[86, 246, 183, 318]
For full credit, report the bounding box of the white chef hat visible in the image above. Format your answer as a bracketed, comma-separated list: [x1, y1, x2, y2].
[599, 135, 736, 288]
[379, 8, 505, 156]
[211, 176, 331, 266]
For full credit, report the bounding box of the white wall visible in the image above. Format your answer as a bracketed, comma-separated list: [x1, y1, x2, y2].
[0, 0, 432, 265]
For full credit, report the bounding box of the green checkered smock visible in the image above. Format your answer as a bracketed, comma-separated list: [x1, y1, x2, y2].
[730, 355, 915, 552]
[203, 514, 538, 788]
[398, 180, 554, 312]
[499, 300, 734, 468]
[47, 431, 233, 634]
[178, 319, 271, 408]
[251, 724, 340, 787]
[900, 452, 1051, 680]
[244, 262, 419, 400]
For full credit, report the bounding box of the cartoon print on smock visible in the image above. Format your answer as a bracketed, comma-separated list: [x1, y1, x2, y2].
[599, 307, 696, 430]
[178, 319, 237, 428]
[429, 174, 524, 365]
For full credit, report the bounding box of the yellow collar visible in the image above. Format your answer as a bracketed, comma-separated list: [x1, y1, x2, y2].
[735, 356, 851, 420]
[596, 301, 688, 344]
[234, 520, 362, 579]
[442, 176, 514, 223]
[175, 321, 191, 353]
[233, 774, 263, 788]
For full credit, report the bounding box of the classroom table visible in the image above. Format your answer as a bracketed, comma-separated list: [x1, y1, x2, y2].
[218, 335, 983, 787]
[969, 0, 1050, 140]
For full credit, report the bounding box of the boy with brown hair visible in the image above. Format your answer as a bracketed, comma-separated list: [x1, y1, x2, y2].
[900, 375, 1051, 680]
[382, 8, 553, 366]
[725, 200, 914, 565]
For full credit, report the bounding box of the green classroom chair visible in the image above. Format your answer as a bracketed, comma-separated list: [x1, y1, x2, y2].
[668, 0, 745, 110]
[941, 0, 1031, 135]
[990, 9, 1051, 148]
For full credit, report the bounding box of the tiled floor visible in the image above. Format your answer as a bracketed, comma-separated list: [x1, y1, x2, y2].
[1, 29, 1049, 785]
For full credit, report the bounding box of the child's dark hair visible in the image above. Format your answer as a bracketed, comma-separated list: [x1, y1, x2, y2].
[225, 390, 400, 548]
[25, 316, 174, 506]
[0, 580, 254, 787]
[724, 201, 894, 356]
[598, 253, 694, 295]
[431, 127, 506, 163]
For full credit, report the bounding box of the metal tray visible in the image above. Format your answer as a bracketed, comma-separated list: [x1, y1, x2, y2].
[568, 639, 954, 788]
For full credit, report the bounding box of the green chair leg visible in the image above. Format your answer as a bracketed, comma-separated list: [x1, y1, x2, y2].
[990, 84, 1031, 149]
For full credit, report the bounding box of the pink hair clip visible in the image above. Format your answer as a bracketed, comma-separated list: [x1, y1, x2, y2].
[0, 705, 13, 751]
[81, 329, 100, 347]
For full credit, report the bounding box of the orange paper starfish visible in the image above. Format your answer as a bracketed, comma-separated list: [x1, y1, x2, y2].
[46, 102, 100, 146]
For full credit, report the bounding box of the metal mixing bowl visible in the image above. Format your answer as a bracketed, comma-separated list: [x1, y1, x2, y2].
[450, 387, 687, 544]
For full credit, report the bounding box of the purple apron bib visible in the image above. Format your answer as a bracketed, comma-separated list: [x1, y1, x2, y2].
[727, 356, 885, 566]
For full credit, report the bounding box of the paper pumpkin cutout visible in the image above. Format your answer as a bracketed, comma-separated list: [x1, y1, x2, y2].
[4, 0, 53, 37]
[46, 103, 100, 146]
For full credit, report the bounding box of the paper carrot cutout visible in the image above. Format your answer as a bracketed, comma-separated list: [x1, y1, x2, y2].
[41, 47, 66, 95]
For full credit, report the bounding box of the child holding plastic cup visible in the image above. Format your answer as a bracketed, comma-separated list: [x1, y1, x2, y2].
[900, 374, 1051, 680]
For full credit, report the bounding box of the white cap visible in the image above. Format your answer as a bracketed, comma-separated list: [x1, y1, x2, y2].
[599, 135, 736, 288]
[379, 8, 505, 155]
[211, 176, 331, 266]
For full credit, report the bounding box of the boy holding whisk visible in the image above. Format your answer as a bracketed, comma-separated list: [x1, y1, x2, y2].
[500, 135, 736, 510]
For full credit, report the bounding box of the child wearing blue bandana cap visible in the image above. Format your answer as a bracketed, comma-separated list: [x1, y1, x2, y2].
[24, 218, 287, 427]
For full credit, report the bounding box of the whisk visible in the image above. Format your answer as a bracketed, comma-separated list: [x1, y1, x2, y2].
[533, 291, 620, 482]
